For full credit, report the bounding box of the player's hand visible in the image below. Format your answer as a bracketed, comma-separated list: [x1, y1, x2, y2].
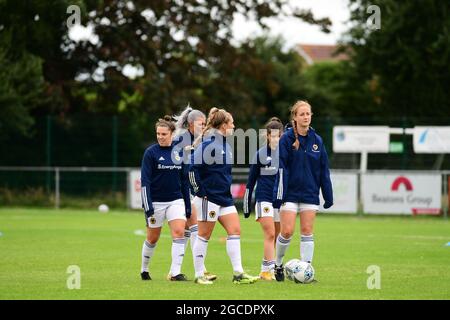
[272, 199, 282, 209]
[196, 189, 207, 198]
[323, 201, 333, 209]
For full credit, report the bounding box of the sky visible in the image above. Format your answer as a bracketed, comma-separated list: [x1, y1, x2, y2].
[231, 0, 351, 49]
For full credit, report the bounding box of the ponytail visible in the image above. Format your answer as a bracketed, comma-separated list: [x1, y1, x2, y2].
[173, 105, 193, 137]
[193, 123, 211, 148]
[292, 120, 300, 150]
[173, 104, 206, 138]
[192, 107, 230, 148]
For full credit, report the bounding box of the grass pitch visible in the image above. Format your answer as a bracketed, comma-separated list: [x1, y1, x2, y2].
[0, 208, 449, 300]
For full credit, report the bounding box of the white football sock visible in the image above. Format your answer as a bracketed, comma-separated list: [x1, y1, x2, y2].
[261, 259, 275, 272]
[170, 238, 186, 276]
[189, 224, 206, 271]
[226, 235, 244, 274]
[189, 224, 198, 252]
[193, 236, 208, 277]
[275, 234, 292, 266]
[183, 229, 191, 254]
[141, 240, 156, 273]
[300, 234, 314, 263]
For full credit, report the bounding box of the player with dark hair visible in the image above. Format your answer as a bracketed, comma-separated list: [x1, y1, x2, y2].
[139, 116, 192, 281]
[243, 117, 284, 281]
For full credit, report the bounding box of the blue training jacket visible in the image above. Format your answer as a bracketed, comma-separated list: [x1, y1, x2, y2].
[188, 133, 234, 207]
[173, 130, 195, 159]
[140, 142, 191, 216]
[273, 127, 333, 206]
[243, 146, 279, 214]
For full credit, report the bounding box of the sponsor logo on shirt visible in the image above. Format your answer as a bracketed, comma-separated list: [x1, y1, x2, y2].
[157, 164, 182, 170]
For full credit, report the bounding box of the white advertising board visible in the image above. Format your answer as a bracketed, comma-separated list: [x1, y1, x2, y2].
[320, 172, 358, 214]
[333, 126, 390, 153]
[129, 170, 359, 213]
[413, 126, 450, 153]
[362, 174, 441, 215]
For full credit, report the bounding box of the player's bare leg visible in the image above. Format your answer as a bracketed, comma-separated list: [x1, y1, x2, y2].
[274, 222, 281, 246]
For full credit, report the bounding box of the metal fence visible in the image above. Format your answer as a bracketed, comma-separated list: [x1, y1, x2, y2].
[1, 115, 449, 170]
[0, 166, 448, 218]
[0, 166, 131, 209]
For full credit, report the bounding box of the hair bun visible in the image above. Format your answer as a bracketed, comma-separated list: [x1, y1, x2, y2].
[163, 115, 173, 122]
[209, 107, 219, 115]
[269, 117, 282, 123]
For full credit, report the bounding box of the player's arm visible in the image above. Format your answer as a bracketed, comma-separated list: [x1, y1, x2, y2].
[320, 142, 333, 209]
[140, 149, 154, 216]
[188, 144, 206, 197]
[272, 135, 290, 209]
[243, 152, 260, 218]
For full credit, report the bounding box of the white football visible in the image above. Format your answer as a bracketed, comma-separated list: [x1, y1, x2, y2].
[285, 259, 315, 284]
[98, 204, 109, 213]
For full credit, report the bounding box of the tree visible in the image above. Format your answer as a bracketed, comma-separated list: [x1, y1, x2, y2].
[0, 38, 46, 140]
[0, 0, 334, 166]
[301, 60, 376, 122]
[0, 0, 333, 136]
[344, 0, 450, 119]
[69, 0, 331, 119]
[235, 36, 307, 125]
[0, 0, 91, 115]
[0, 0, 93, 143]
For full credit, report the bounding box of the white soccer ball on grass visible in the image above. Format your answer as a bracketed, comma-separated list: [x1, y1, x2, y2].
[98, 204, 109, 213]
[285, 259, 315, 284]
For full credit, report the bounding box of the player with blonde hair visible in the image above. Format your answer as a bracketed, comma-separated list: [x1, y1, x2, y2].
[189, 107, 259, 285]
[272, 101, 333, 282]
